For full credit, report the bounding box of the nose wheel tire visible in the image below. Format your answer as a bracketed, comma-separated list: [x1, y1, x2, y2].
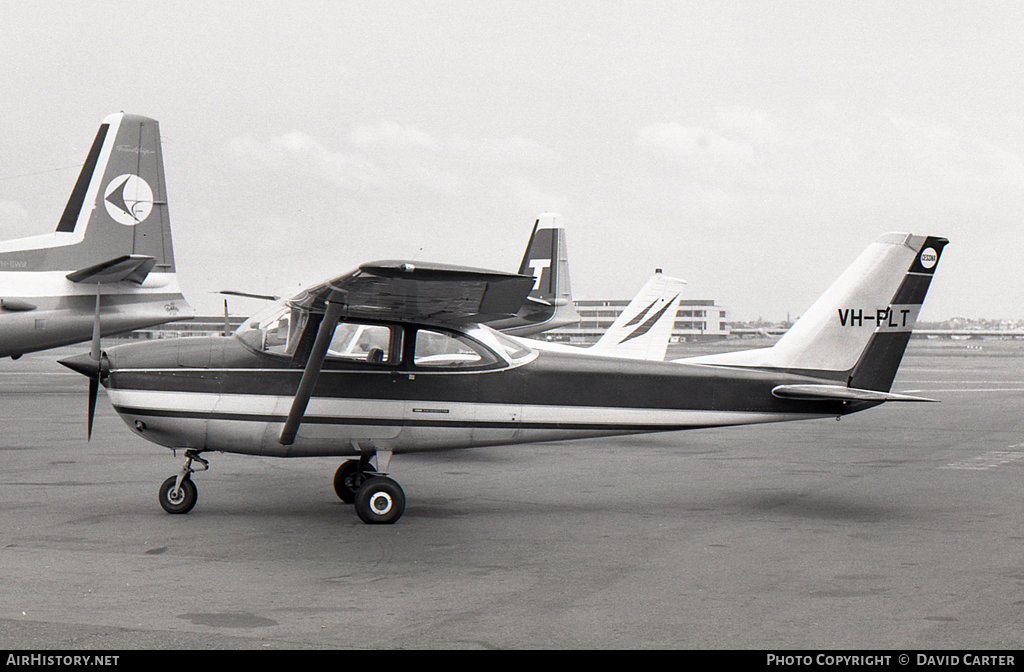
[159, 476, 198, 514]
[354, 477, 405, 524]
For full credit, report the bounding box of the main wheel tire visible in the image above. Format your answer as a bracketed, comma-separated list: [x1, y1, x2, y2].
[354, 477, 405, 525]
[159, 476, 198, 514]
[333, 459, 377, 504]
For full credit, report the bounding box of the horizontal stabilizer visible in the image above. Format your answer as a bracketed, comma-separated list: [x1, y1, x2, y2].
[771, 384, 937, 403]
[66, 255, 157, 285]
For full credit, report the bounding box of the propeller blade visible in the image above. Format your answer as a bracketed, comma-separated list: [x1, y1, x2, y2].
[91, 285, 102, 363]
[279, 294, 345, 445]
[87, 284, 101, 441]
[88, 375, 98, 441]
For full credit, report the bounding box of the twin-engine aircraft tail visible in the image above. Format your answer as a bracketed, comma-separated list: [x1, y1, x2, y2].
[517, 213, 572, 309]
[0, 112, 192, 357]
[0, 112, 179, 274]
[678, 233, 947, 399]
[493, 213, 579, 336]
[54, 112, 177, 271]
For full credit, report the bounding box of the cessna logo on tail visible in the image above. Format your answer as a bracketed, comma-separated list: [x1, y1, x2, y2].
[104, 174, 154, 226]
[919, 247, 938, 269]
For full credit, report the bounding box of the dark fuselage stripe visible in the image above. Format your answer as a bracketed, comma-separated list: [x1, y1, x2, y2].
[112, 404, 724, 432]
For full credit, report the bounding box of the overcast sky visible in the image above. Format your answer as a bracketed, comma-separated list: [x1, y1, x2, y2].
[2, 1, 1022, 321]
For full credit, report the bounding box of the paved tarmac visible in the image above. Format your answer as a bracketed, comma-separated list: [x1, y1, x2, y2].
[2, 339, 1023, 650]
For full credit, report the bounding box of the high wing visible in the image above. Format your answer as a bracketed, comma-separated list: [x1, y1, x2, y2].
[287, 260, 536, 325]
[278, 260, 535, 445]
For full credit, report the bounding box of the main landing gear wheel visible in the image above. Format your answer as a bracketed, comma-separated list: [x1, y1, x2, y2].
[354, 477, 405, 525]
[333, 459, 377, 504]
[159, 476, 197, 514]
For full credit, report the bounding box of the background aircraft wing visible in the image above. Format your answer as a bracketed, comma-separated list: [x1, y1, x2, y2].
[287, 260, 536, 325]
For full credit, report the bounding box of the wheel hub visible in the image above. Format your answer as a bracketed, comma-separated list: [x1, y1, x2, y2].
[369, 491, 393, 515]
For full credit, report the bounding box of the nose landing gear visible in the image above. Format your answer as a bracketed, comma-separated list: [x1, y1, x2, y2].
[158, 450, 207, 514]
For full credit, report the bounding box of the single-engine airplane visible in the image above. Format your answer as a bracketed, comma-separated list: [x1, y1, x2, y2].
[61, 232, 946, 524]
[0, 112, 192, 360]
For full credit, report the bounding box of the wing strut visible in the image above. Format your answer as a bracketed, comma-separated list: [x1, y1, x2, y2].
[279, 292, 345, 445]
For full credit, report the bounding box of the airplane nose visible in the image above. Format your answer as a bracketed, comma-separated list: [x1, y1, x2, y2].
[59, 353, 103, 378]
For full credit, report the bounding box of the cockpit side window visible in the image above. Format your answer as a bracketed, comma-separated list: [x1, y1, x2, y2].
[325, 322, 400, 366]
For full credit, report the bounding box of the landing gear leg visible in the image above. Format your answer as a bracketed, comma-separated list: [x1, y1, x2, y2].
[158, 450, 208, 514]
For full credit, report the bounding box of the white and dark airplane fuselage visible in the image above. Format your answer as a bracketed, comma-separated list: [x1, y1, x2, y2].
[94, 329, 851, 458]
[61, 231, 946, 524]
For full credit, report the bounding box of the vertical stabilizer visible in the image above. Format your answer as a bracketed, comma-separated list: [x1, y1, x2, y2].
[591, 270, 685, 360]
[517, 213, 572, 310]
[50, 113, 176, 272]
[0, 112, 192, 357]
[847, 235, 948, 391]
[496, 213, 578, 336]
[678, 233, 947, 385]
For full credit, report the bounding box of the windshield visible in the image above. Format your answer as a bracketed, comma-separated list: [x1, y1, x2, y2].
[235, 299, 307, 355]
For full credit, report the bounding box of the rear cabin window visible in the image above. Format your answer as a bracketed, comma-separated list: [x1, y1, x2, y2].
[413, 329, 498, 369]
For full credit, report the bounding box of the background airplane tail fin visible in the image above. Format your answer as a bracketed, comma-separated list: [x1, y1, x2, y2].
[680, 233, 947, 389]
[511, 213, 578, 331]
[55, 113, 177, 272]
[518, 213, 572, 309]
[591, 270, 685, 360]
